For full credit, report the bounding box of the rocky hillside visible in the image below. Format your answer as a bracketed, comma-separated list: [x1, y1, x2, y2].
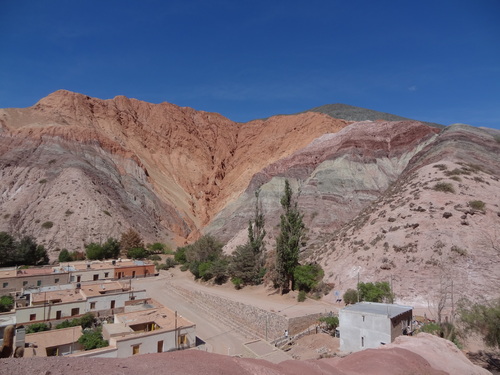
[1, 90, 499, 305]
[0, 90, 347, 251]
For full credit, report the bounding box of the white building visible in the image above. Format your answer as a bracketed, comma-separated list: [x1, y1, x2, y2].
[71, 299, 197, 358]
[339, 302, 413, 352]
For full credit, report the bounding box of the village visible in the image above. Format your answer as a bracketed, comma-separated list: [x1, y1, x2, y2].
[0, 258, 416, 362]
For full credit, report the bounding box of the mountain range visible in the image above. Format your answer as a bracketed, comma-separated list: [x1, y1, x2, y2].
[1, 90, 499, 305]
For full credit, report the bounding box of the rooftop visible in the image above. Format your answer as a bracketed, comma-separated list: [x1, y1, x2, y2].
[25, 326, 82, 353]
[341, 302, 412, 319]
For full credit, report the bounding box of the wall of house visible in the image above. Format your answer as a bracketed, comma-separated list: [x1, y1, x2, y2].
[69, 269, 114, 283]
[339, 311, 392, 352]
[114, 265, 155, 279]
[111, 326, 196, 358]
[16, 300, 87, 325]
[1, 273, 70, 294]
[390, 311, 412, 341]
[85, 290, 148, 314]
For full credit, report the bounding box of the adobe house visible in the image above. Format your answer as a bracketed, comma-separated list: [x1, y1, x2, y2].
[339, 302, 413, 352]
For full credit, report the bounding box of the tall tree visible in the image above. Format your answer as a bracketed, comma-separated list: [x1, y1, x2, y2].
[249, 190, 266, 262]
[275, 180, 305, 293]
[119, 229, 144, 255]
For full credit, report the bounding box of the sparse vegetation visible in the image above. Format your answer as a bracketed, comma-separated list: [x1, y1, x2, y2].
[102, 210, 111, 217]
[25, 323, 49, 334]
[458, 298, 500, 348]
[77, 328, 108, 350]
[358, 281, 394, 303]
[469, 200, 485, 211]
[343, 289, 359, 305]
[433, 182, 455, 193]
[319, 315, 339, 333]
[0, 295, 14, 312]
[297, 290, 307, 302]
[450, 245, 467, 256]
[38, 179, 48, 184]
[41, 221, 54, 229]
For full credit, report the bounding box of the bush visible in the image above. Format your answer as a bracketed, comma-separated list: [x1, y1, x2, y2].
[85, 238, 120, 260]
[127, 247, 148, 259]
[58, 249, 73, 262]
[0, 295, 14, 312]
[469, 200, 485, 211]
[459, 298, 500, 348]
[343, 289, 358, 305]
[293, 264, 324, 292]
[148, 254, 162, 261]
[231, 277, 243, 290]
[77, 328, 108, 350]
[433, 182, 455, 193]
[297, 290, 307, 302]
[26, 323, 50, 334]
[41, 221, 54, 229]
[56, 313, 94, 330]
[358, 281, 394, 303]
[174, 247, 187, 264]
[319, 316, 339, 332]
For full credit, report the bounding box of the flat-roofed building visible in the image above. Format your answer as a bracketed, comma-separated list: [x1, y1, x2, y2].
[24, 326, 83, 357]
[71, 299, 197, 358]
[0, 267, 69, 294]
[339, 302, 413, 352]
[16, 281, 147, 325]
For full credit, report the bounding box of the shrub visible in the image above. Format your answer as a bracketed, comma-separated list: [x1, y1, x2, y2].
[343, 289, 359, 305]
[293, 264, 324, 292]
[297, 290, 307, 302]
[0, 295, 14, 312]
[459, 298, 500, 348]
[469, 200, 485, 211]
[127, 247, 148, 259]
[451, 245, 467, 256]
[358, 281, 394, 303]
[319, 316, 339, 332]
[58, 249, 73, 262]
[41, 221, 54, 229]
[148, 254, 161, 261]
[231, 277, 243, 290]
[433, 182, 455, 193]
[26, 323, 49, 334]
[77, 328, 108, 350]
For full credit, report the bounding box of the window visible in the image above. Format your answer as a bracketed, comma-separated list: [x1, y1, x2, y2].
[361, 337, 364, 347]
[110, 300, 115, 309]
[23, 281, 28, 286]
[76, 276, 81, 282]
[71, 308, 80, 316]
[37, 280, 42, 286]
[30, 314, 36, 321]
[157, 340, 163, 353]
[132, 344, 140, 355]
[93, 274, 99, 281]
[56, 311, 62, 319]
[55, 278, 59, 283]
[362, 315, 365, 322]
[2, 282, 8, 288]
[104, 272, 109, 278]
[90, 302, 96, 310]
[132, 271, 136, 278]
[178, 334, 187, 346]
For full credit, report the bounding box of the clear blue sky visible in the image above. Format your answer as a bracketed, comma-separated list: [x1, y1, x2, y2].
[1, 1, 499, 128]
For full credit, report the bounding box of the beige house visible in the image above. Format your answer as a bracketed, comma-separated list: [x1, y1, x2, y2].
[17, 281, 147, 325]
[71, 299, 197, 358]
[0, 267, 70, 294]
[24, 326, 83, 357]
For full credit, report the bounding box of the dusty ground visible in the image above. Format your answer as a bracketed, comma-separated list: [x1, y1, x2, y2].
[285, 333, 340, 360]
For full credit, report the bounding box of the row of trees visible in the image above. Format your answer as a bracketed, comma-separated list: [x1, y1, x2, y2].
[0, 232, 49, 267]
[58, 228, 171, 263]
[174, 180, 327, 297]
[342, 282, 395, 304]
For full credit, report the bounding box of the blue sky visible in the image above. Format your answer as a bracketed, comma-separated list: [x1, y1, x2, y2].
[1, 1, 499, 128]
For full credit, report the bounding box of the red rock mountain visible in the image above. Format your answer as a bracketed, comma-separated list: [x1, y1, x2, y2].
[1, 90, 499, 306]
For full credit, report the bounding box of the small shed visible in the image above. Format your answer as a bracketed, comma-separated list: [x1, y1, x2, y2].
[339, 302, 413, 352]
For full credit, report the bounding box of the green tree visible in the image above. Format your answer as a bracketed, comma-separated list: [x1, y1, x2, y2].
[0, 232, 16, 267]
[77, 328, 108, 350]
[343, 289, 359, 305]
[58, 249, 73, 263]
[0, 295, 14, 313]
[275, 180, 305, 293]
[16, 236, 48, 265]
[174, 247, 187, 264]
[230, 243, 259, 285]
[85, 243, 105, 260]
[249, 190, 266, 263]
[26, 323, 49, 334]
[358, 281, 394, 303]
[127, 247, 148, 259]
[102, 237, 120, 259]
[293, 264, 324, 292]
[458, 298, 500, 348]
[319, 315, 339, 333]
